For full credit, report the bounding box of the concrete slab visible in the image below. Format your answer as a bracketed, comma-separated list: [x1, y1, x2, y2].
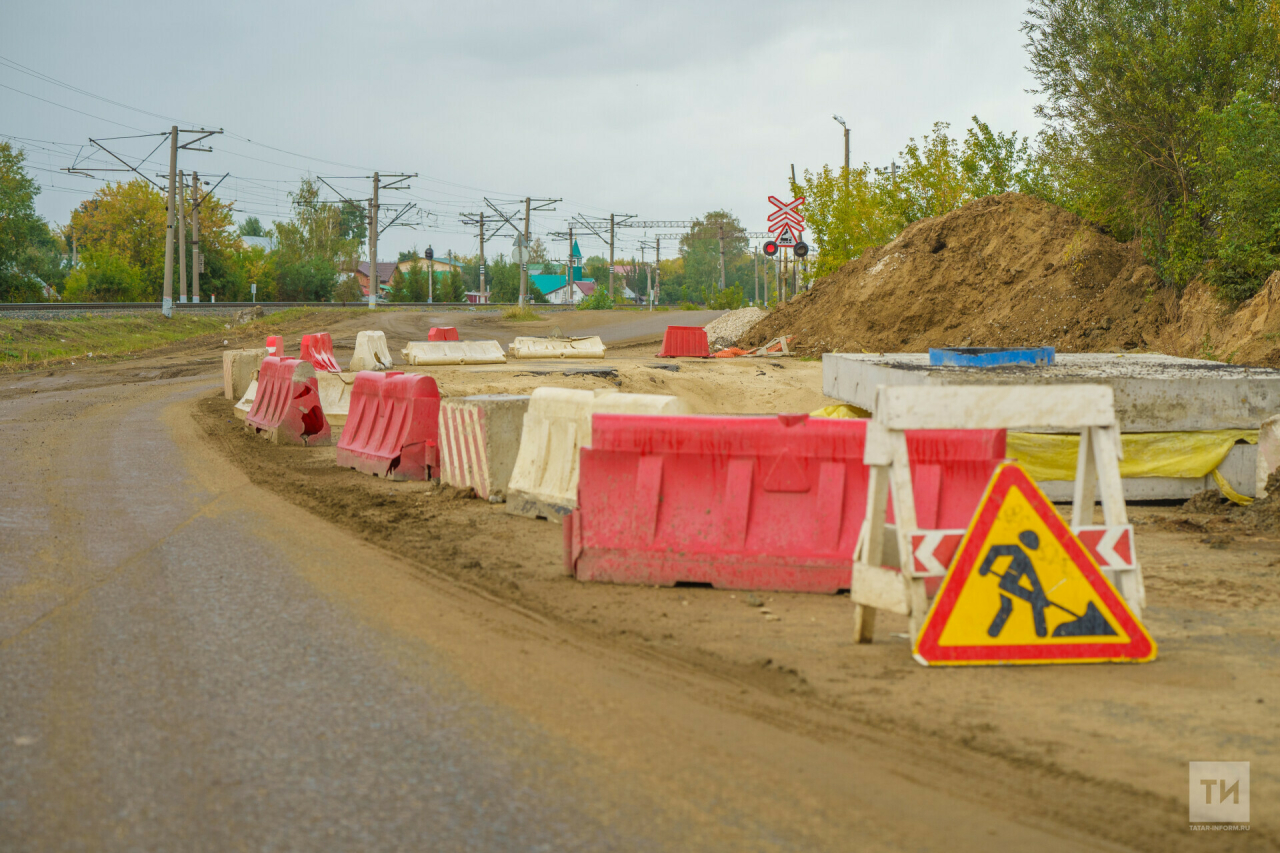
[823, 352, 1280, 432]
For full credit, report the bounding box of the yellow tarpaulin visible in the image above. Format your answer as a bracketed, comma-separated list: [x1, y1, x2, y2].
[1007, 430, 1258, 504]
[810, 404, 1258, 505]
[810, 404, 871, 419]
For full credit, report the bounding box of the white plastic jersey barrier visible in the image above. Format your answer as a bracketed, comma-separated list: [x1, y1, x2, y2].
[316, 371, 354, 427]
[506, 387, 689, 521]
[439, 395, 531, 501]
[349, 331, 394, 371]
[402, 340, 507, 366]
[223, 348, 266, 400]
[508, 336, 606, 359]
[233, 377, 258, 420]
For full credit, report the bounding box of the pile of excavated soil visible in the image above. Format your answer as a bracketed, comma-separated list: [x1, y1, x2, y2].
[741, 193, 1173, 356]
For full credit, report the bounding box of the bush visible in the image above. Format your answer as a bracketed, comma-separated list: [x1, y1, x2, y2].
[502, 306, 545, 321]
[576, 287, 613, 310]
[63, 251, 145, 302]
[680, 301, 700, 310]
[333, 276, 363, 302]
[707, 285, 744, 310]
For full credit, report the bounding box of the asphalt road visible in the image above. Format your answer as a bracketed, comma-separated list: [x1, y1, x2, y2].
[0, 370, 1133, 852]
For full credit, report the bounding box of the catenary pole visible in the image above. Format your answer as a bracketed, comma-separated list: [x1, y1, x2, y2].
[368, 173, 379, 308]
[478, 211, 486, 301]
[520, 197, 531, 307]
[162, 126, 177, 317]
[190, 171, 200, 302]
[654, 236, 661, 309]
[718, 225, 726, 292]
[176, 170, 188, 304]
[608, 213, 615, 298]
[754, 244, 759, 305]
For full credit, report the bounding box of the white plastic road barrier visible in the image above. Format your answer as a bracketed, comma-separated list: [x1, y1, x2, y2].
[349, 331, 394, 371]
[1258, 414, 1280, 498]
[222, 348, 266, 400]
[506, 388, 689, 522]
[402, 340, 507, 366]
[233, 376, 258, 420]
[316, 372, 354, 427]
[439, 395, 531, 501]
[508, 336, 606, 359]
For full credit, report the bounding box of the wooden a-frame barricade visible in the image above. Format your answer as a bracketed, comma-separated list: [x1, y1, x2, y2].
[851, 384, 1146, 643]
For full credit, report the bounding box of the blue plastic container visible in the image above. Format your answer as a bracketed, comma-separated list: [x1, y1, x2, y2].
[928, 347, 1055, 367]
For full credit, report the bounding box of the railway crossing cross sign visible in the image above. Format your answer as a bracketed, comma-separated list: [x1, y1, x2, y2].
[767, 196, 805, 235]
[913, 462, 1156, 666]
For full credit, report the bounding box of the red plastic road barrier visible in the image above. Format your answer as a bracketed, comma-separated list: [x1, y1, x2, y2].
[300, 332, 342, 372]
[566, 414, 1005, 593]
[656, 326, 711, 358]
[266, 335, 284, 357]
[245, 356, 331, 446]
[427, 327, 460, 342]
[336, 371, 442, 480]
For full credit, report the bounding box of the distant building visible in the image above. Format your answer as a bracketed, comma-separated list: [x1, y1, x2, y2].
[354, 261, 398, 298]
[240, 235, 276, 252]
[396, 257, 465, 278]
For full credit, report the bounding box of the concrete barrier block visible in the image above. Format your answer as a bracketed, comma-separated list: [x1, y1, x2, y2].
[508, 336, 606, 359]
[506, 388, 686, 522]
[439, 395, 531, 501]
[349, 331, 394, 371]
[1257, 415, 1280, 498]
[222, 348, 266, 400]
[402, 340, 507, 365]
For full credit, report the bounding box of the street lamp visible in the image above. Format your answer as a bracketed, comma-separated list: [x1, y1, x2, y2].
[832, 115, 850, 174]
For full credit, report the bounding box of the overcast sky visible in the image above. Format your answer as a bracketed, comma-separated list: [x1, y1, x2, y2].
[2, 0, 1040, 263]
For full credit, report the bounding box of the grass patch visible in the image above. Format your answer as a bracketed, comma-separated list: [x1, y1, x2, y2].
[0, 314, 229, 371]
[502, 307, 546, 322]
[0, 306, 375, 372]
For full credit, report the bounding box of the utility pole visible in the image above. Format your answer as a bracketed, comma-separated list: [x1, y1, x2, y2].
[608, 213, 615, 298]
[190, 171, 200, 302]
[754, 245, 759, 305]
[521, 197, 531, 306]
[429, 247, 435, 303]
[63, 124, 221, 316]
[834, 115, 850, 185]
[176, 170, 188, 304]
[162, 127, 177, 316]
[368, 172, 379, 309]
[718, 225, 726, 292]
[655, 236, 661, 307]
[478, 212, 486, 300]
[567, 225, 575, 304]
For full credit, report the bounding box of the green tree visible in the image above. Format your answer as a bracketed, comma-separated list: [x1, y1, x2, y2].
[272, 177, 362, 300]
[276, 257, 338, 302]
[63, 250, 145, 302]
[239, 216, 268, 238]
[1023, 0, 1280, 294]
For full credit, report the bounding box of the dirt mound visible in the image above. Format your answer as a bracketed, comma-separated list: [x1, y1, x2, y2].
[741, 193, 1173, 356]
[1152, 271, 1280, 364]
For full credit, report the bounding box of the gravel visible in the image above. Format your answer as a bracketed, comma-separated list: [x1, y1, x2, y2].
[703, 307, 768, 350]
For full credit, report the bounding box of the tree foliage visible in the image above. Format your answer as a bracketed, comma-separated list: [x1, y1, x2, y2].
[1024, 0, 1280, 297]
[0, 142, 66, 302]
[796, 118, 1040, 278]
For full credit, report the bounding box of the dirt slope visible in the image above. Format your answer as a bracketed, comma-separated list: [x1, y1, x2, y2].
[743, 192, 1172, 356]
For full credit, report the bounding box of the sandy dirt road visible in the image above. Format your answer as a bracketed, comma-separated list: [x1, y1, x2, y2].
[1, 310, 1275, 850]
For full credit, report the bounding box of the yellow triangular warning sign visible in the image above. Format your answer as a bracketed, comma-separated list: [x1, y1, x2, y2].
[914, 462, 1156, 665]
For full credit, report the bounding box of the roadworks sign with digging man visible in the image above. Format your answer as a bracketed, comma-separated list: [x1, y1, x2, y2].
[914, 462, 1156, 666]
